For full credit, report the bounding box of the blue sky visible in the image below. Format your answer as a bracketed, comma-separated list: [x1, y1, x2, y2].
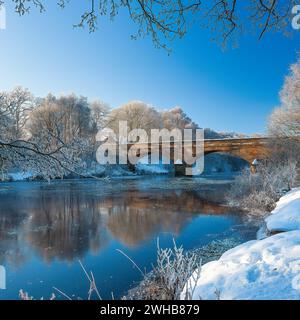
[0, 2, 299, 134]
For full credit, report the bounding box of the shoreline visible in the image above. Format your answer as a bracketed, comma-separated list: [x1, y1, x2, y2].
[182, 188, 300, 300]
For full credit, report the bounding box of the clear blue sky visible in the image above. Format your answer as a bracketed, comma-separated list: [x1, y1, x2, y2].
[0, 2, 299, 134]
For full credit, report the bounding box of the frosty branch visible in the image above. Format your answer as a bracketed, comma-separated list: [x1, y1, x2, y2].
[1, 0, 297, 49]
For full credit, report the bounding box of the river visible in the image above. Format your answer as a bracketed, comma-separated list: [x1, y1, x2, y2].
[0, 176, 258, 300]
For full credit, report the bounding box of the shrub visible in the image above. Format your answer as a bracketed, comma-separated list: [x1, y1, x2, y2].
[227, 160, 297, 214]
[125, 239, 201, 300]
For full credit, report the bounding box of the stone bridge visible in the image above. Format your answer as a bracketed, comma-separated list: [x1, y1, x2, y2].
[203, 137, 270, 163]
[121, 137, 271, 176]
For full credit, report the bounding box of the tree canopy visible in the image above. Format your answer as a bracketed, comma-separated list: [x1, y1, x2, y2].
[1, 0, 297, 49]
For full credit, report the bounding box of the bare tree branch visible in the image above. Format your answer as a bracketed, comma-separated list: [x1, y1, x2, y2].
[0, 0, 297, 49]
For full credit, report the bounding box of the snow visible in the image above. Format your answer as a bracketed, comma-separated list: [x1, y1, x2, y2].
[182, 231, 300, 300]
[265, 188, 300, 233]
[135, 163, 169, 174]
[182, 187, 300, 300]
[8, 171, 34, 181]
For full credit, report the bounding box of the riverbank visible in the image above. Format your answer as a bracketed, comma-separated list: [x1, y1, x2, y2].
[125, 238, 244, 300]
[4, 164, 170, 182]
[182, 188, 300, 300]
[3, 153, 247, 182]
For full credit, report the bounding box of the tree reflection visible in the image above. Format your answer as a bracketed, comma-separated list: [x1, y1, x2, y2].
[105, 191, 228, 246]
[0, 192, 29, 268]
[0, 183, 230, 266]
[24, 189, 109, 263]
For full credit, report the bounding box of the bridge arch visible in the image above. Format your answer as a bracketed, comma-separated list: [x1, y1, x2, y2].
[203, 151, 249, 173]
[121, 137, 270, 175]
[204, 150, 255, 165]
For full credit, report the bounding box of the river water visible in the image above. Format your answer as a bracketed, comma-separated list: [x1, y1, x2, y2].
[0, 176, 258, 300]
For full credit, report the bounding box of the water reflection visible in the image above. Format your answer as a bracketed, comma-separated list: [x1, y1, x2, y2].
[0, 182, 232, 267]
[24, 190, 109, 263]
[105, 191, 229, 246]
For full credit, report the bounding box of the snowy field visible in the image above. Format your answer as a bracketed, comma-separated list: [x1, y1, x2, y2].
[182, 188, 300, 300]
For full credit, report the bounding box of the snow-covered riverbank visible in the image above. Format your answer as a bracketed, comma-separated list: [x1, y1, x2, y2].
[182, 188, 300, 300]
[5, 164, 170, 181]
[265, 188, 300, 233]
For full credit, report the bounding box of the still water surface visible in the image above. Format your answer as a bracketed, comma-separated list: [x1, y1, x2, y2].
[0, 177, 258, 299]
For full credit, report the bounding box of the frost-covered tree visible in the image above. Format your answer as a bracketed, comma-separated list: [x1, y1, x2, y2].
[0, 87, 46, 178]
[161, 107, 198, 131]
[29, 94, 93, 146]
[0, 87, 34, 140]
[90, 100, 110, 131]
[268, 58, 300, 163]
[0, 90, 108, 180]
[107, 101, 163, 137]
[269, 58, 300, 137]
[27, 94, 99, 177]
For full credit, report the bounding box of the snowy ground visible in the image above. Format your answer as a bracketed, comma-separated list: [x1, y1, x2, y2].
[182, 187, 300, 300]
[265, 188, 300, 233]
